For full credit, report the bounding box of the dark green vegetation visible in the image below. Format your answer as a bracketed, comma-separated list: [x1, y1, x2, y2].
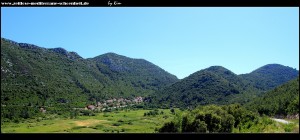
[1, 38, 299, 133]
[149, 65, 298, 108]
[1, 38, 178, 121]
[240, 64, 299, 91]
[150, 66, 253, 108]
[245, 77, 299, 116]
[159, 104, 299, 133]
[159, 104, 257, 133]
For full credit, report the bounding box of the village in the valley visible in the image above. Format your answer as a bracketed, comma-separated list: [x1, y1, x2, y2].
[82, 96, 144, 111]
[38, 96, 144, 114]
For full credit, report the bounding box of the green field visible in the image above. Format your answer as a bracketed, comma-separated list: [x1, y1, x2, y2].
[1, 108, 298, 133]
[1, 109, 177, 133]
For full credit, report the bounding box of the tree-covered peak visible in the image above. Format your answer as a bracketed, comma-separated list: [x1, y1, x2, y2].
[239, 63, 298, 91]
[185, 66, 239, 84]
[250, 63, 297, 74]
[92, 52, 178, 80]
[94, 52, 148, 64]
[204, 66, 237, 76]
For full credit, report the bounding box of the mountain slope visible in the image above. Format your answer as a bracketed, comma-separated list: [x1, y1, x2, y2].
[1, 38, 178, 108]
[149, 66, 257, 108]
[239, 64, 299, 91]
[245, 77, 299, 116]
[1, 38, 99, 107]
[90, 52, 178, 92]
[148, 65, 299, 109]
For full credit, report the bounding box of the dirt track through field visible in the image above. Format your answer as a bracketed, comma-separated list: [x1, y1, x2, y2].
[74, 119, 108, 126]
[271, 118, 291, 124]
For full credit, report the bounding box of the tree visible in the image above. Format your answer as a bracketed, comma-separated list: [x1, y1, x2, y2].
[70, 109, 79, 119]
[286, 97, 299, 115]
[191, 119, 207, 133]
[159, 121, 178, 133]
[181, 116, 191, 132]
[21, 107, 30, 119]
[170, 108, 175, 115]
[204, 113, 221, 132]
[219, 114, 235, 132]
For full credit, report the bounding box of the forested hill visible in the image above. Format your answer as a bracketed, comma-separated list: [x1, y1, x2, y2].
[148, 66, 256, 108]
[1, 37, 298, 115]
[245, 77, 299, 116]
[148, 65, 298, 109]
[239, 64, 299, 91]
[90, 52, 178, 91]
[1, 38, 178, 108]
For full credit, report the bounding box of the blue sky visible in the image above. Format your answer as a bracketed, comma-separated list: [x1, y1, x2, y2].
[1, 7, 299, 79]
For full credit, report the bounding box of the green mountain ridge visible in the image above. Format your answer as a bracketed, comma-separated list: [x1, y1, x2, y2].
[1, 38, 298, 115]
[149, 65, 298, 108]
[239, 64, 299, 91]
[91, 52, 178, 90]
[1, 38, 179, 108]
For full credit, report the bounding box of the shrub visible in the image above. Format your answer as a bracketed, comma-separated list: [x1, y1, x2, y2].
[112, 123, 121, 126]
[72, 126, 86, 130]
[80, 110, 95, 116]
[117, 119, 124, 122]
[127, 121, 133, 125]
[284, 123, 294, 132]
[159, 121, 178, 132]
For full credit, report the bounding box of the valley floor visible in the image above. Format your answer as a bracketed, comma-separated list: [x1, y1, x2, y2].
[1, 109, 175, 133]
[1, 109, 299, 133]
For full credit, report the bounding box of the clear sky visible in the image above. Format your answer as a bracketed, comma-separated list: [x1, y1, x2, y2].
[1, 7, 299, 79]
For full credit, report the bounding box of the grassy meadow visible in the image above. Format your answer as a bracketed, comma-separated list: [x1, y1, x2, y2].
[1, 109, 177, 133]
[1, 108, 298, 133]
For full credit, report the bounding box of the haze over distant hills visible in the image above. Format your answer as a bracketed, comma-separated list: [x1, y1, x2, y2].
[1, 38, 299, 110]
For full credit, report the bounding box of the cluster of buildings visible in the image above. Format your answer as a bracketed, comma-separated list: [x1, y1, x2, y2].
[85, 96, 143, 111]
